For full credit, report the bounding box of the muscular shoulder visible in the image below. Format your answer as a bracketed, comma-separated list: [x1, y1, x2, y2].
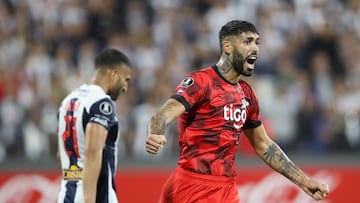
[184, 67, 215, 86]
[82, 85, 113, 110]
[172, 67, 215, 110]
[83, 86, 116, 127]
[190, 66, 215, 78]
[61, 84, 113, 112]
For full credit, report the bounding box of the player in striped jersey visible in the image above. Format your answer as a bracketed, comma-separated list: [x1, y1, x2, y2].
[57, 48, 131, 203]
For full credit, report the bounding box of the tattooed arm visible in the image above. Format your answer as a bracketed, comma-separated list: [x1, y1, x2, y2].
[243, 124, 330, 201]
[244, 124, 305, 185]
[146, 98, 185, 154]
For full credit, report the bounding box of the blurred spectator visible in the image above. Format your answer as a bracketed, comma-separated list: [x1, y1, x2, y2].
[22, 103, 50, 162]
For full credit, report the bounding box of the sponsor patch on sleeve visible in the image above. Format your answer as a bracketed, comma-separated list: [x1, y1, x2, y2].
[90, 116, 109, 128]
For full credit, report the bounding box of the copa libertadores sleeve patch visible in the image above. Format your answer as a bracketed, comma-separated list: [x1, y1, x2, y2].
[88, 98, 115, 130]
[181, 77, 194, 88]
[99, 101, 113, 115]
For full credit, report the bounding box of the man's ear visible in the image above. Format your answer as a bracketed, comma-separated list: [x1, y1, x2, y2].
[222, 40, 232, 56]
[112, 68, 119, 78]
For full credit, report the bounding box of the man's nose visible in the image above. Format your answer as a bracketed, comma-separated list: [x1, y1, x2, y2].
[122, 85, 128, 92]
[251, 43, 259, 53]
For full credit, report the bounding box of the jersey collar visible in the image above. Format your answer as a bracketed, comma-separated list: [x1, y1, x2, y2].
[212, 65, 238, 85]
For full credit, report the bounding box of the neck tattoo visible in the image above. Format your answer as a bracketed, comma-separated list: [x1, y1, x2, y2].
[217, 54, 233, 74]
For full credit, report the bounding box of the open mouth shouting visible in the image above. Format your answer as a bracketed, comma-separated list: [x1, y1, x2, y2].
[245, 53, 257, 72]
[246, 54, 257, 65]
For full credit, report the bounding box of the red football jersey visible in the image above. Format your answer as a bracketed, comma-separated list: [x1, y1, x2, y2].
[170, 66, 262, 177]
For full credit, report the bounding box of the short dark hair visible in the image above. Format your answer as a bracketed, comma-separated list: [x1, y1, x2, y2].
[95, 48, 131, 70]
[219, 20, 259, 51]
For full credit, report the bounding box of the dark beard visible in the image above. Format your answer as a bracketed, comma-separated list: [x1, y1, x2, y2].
[108, 87, 121, 101]
[233, 49, 252, 77]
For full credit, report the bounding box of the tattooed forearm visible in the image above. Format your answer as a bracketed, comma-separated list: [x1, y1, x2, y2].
[148, 99, 181, 135]
[263, 143, 306, 186]
[148, 112, 167, 135]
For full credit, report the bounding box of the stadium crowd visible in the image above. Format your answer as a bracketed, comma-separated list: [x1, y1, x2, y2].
[0, 0, 359, 163]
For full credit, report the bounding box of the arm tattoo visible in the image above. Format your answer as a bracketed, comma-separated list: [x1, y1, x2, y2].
[149, 100, 179, 135]
[149, 112, 167, 135]
[263, 143, 305, 185]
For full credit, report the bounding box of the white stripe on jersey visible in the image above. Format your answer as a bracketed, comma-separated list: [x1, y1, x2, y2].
[57, 84, 119, 203]
[108, 163, 118, 202]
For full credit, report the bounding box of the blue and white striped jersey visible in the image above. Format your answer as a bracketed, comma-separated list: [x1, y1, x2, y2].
[57, 84, 119, 203]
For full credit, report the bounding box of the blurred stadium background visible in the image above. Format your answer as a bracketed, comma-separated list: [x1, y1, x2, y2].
[0, 0, 360, 202]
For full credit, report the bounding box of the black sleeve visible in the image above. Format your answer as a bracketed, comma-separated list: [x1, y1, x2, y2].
[170, 95, 190, 111]
[88, 98, 116, 130]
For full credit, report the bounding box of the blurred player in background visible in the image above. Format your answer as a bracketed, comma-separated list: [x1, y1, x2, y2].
[57, 48, 131, 203]
[146, 20, 329, 203]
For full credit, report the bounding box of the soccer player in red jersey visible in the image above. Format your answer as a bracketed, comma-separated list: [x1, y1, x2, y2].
[146, 20, 329, 203]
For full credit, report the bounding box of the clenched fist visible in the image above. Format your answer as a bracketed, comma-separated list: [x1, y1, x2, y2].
[146, 134, 167, 154]
[302, 179, 330, 201]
